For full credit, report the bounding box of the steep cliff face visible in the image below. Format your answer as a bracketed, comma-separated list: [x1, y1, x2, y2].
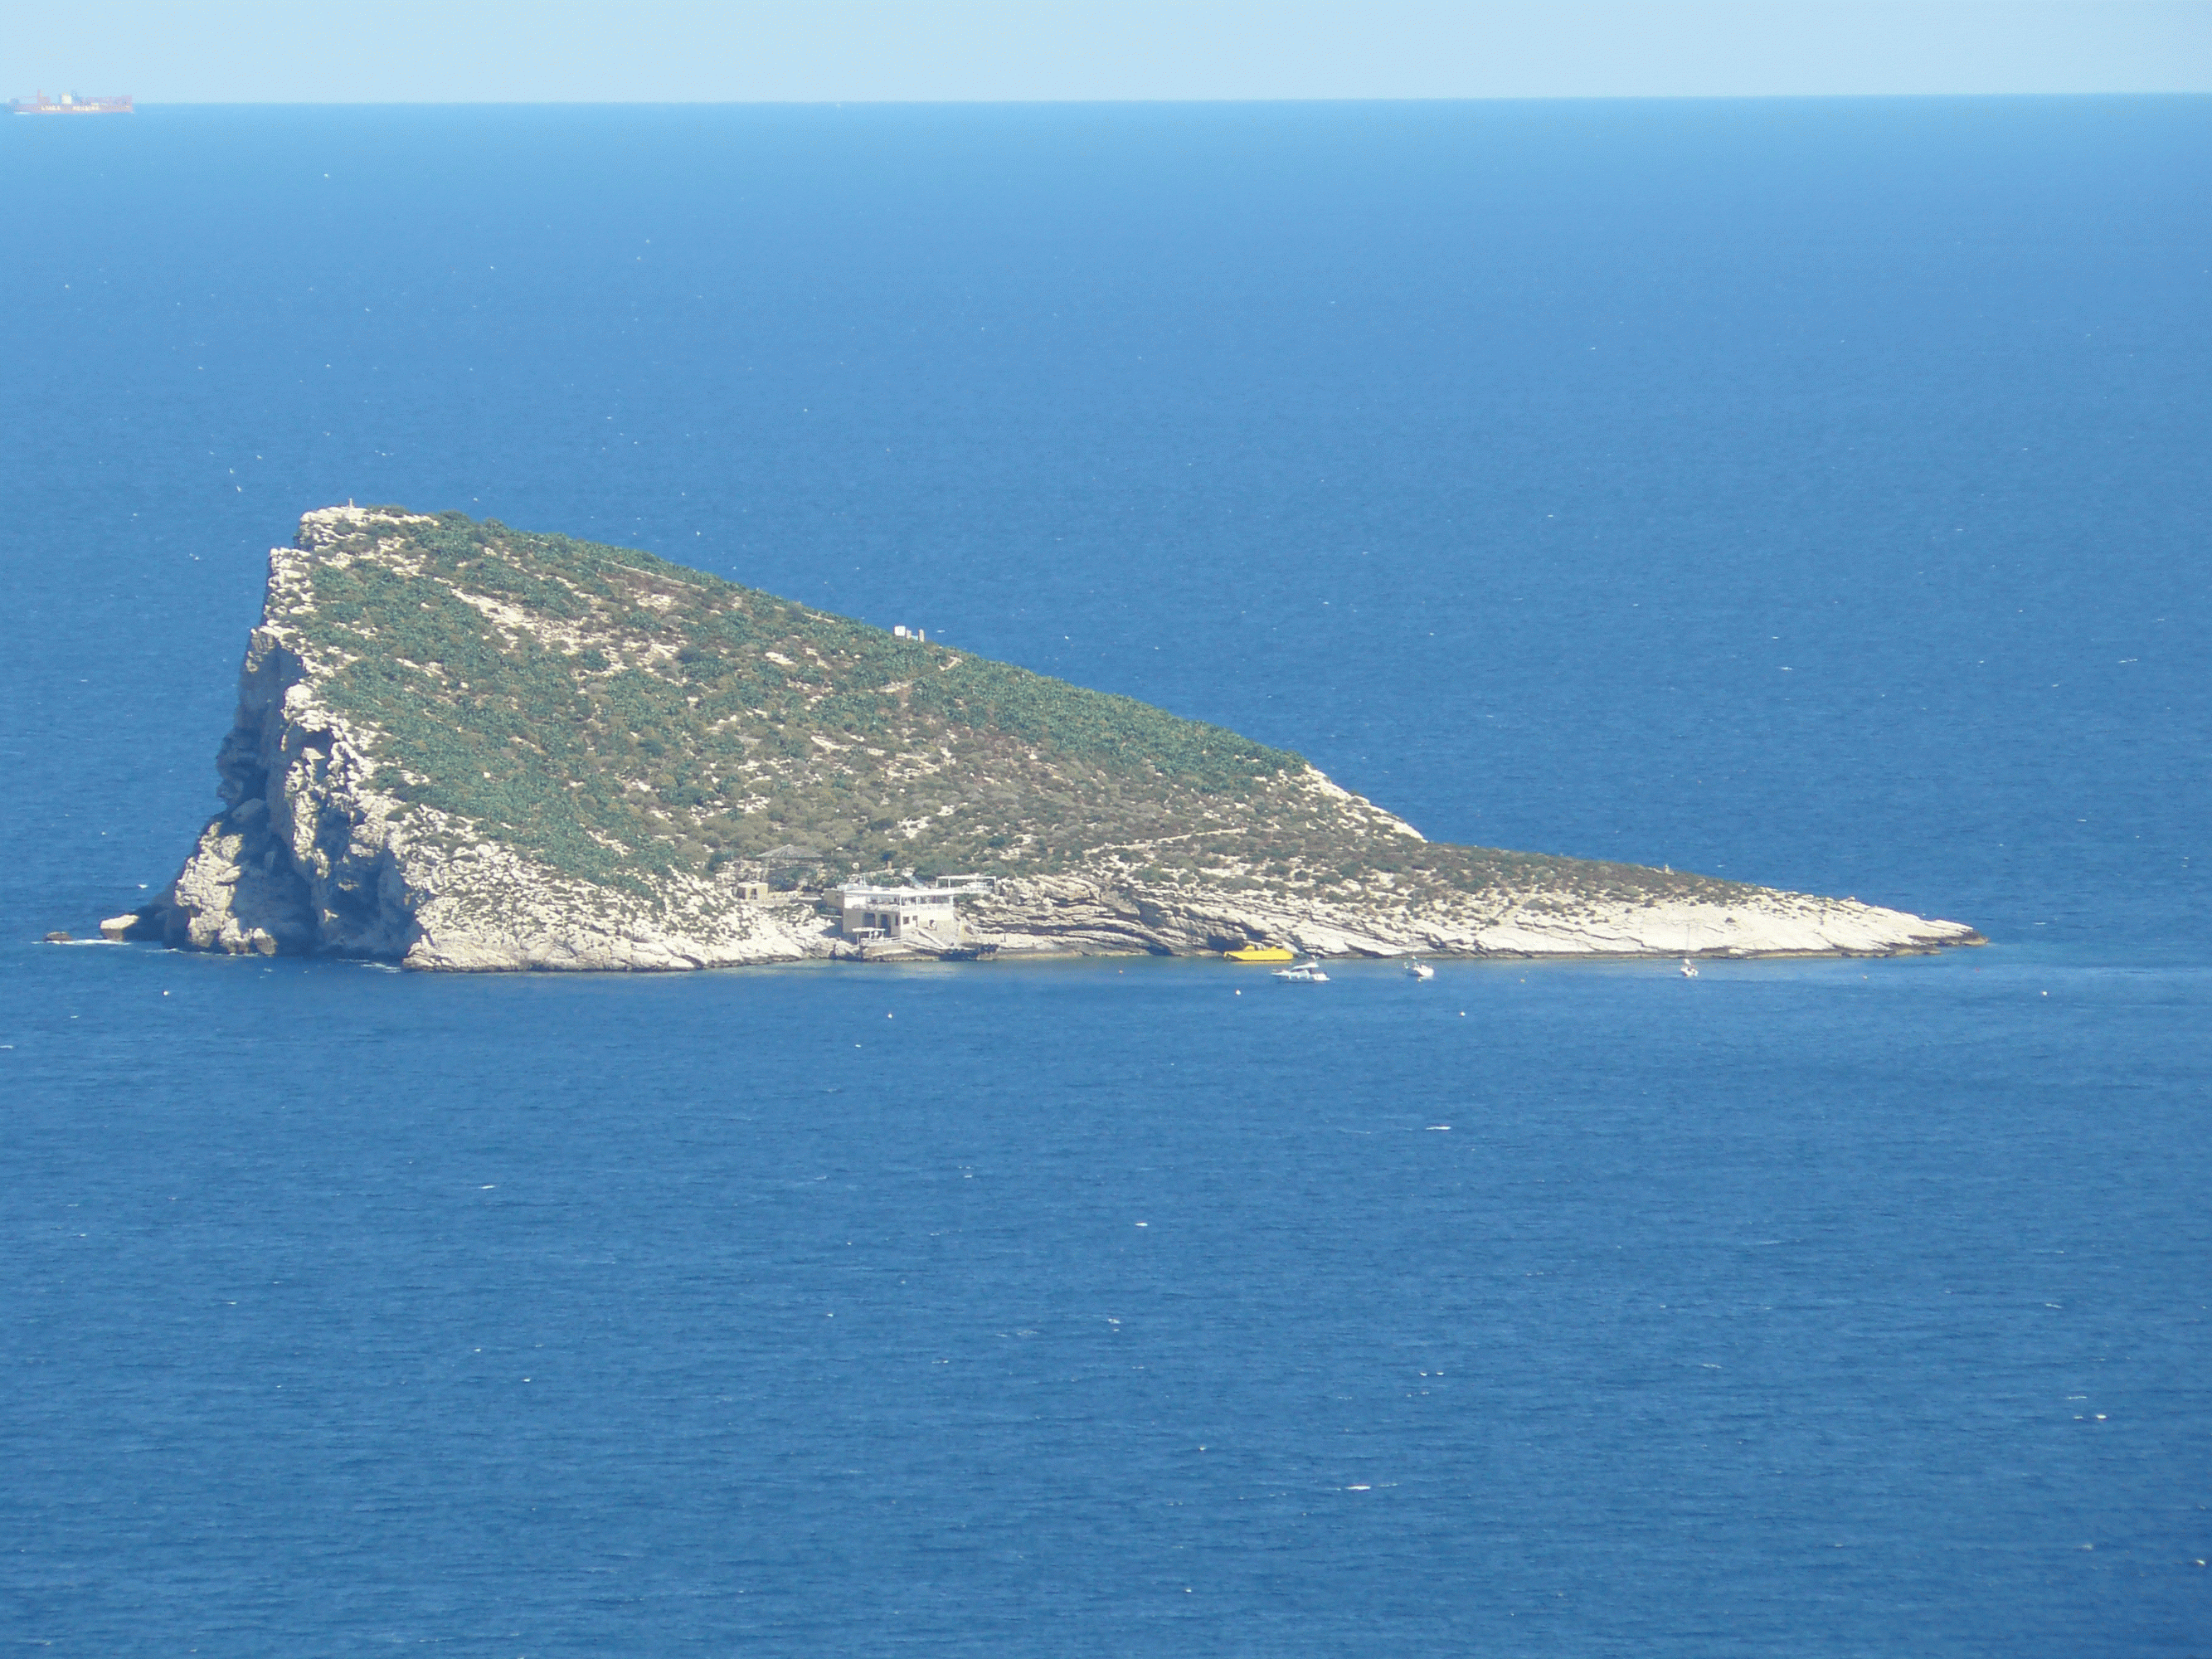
[139, 507, 1980, 970]
[160, 620, 399, 959]
[149, 512, 829, 969]
[156, 660, 833, 971]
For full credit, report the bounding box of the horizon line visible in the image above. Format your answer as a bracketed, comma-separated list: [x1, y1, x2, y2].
[22, 90, 2211, 108]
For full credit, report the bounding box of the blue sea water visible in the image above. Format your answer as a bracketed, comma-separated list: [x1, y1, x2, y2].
[2, 100, 2208, 1654]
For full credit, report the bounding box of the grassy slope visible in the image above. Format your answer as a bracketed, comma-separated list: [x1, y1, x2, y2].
[294, 509, 1743, 911]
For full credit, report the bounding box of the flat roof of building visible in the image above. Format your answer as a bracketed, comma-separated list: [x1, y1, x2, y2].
[834, 881, 993, 901]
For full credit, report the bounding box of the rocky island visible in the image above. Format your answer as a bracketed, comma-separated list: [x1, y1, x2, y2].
[113, 507, 1980, 970]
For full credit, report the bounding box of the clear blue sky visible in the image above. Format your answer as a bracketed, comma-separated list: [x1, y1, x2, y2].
[9, 2, 2209, 101]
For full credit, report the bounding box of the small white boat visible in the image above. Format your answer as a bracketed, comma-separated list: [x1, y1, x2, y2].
[1679, 957, 1699, 978]
[1272, 959, 1330, 983]
[1405, 960, 1435, 980]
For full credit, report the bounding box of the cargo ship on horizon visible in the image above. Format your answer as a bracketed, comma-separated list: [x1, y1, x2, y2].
[10, 92, 134, 115]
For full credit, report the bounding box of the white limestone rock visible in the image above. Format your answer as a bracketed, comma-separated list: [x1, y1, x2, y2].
[959, 872, 1975, 961]
[145, 507, 1980, 971]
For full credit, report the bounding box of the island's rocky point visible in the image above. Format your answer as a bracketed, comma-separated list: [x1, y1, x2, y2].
[108, 508, 1980, 970]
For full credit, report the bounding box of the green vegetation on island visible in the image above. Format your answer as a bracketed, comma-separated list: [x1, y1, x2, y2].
[291, 508, 1744, 912]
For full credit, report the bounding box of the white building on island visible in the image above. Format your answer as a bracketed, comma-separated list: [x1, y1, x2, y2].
[832, 878, 994, 945]
[834, 883, 959, 945]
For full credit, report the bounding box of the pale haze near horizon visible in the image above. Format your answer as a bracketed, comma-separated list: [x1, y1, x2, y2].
[7, 1, 2210, 101]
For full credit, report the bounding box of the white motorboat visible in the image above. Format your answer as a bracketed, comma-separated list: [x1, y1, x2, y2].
[1405, 959, 1435, 980]
[1272, 960, 1330, 983]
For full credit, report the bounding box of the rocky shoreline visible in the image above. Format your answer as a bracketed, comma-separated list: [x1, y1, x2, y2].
[99, 508, 1981, 971]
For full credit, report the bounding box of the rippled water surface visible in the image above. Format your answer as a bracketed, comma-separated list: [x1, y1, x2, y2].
[2, 100, 2207, 1655]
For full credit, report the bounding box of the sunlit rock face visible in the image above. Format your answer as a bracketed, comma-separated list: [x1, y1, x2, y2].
[142, 507, 1980, 971]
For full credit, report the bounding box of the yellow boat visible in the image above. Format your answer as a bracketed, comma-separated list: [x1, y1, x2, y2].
[1223, 945, 1296, 963]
